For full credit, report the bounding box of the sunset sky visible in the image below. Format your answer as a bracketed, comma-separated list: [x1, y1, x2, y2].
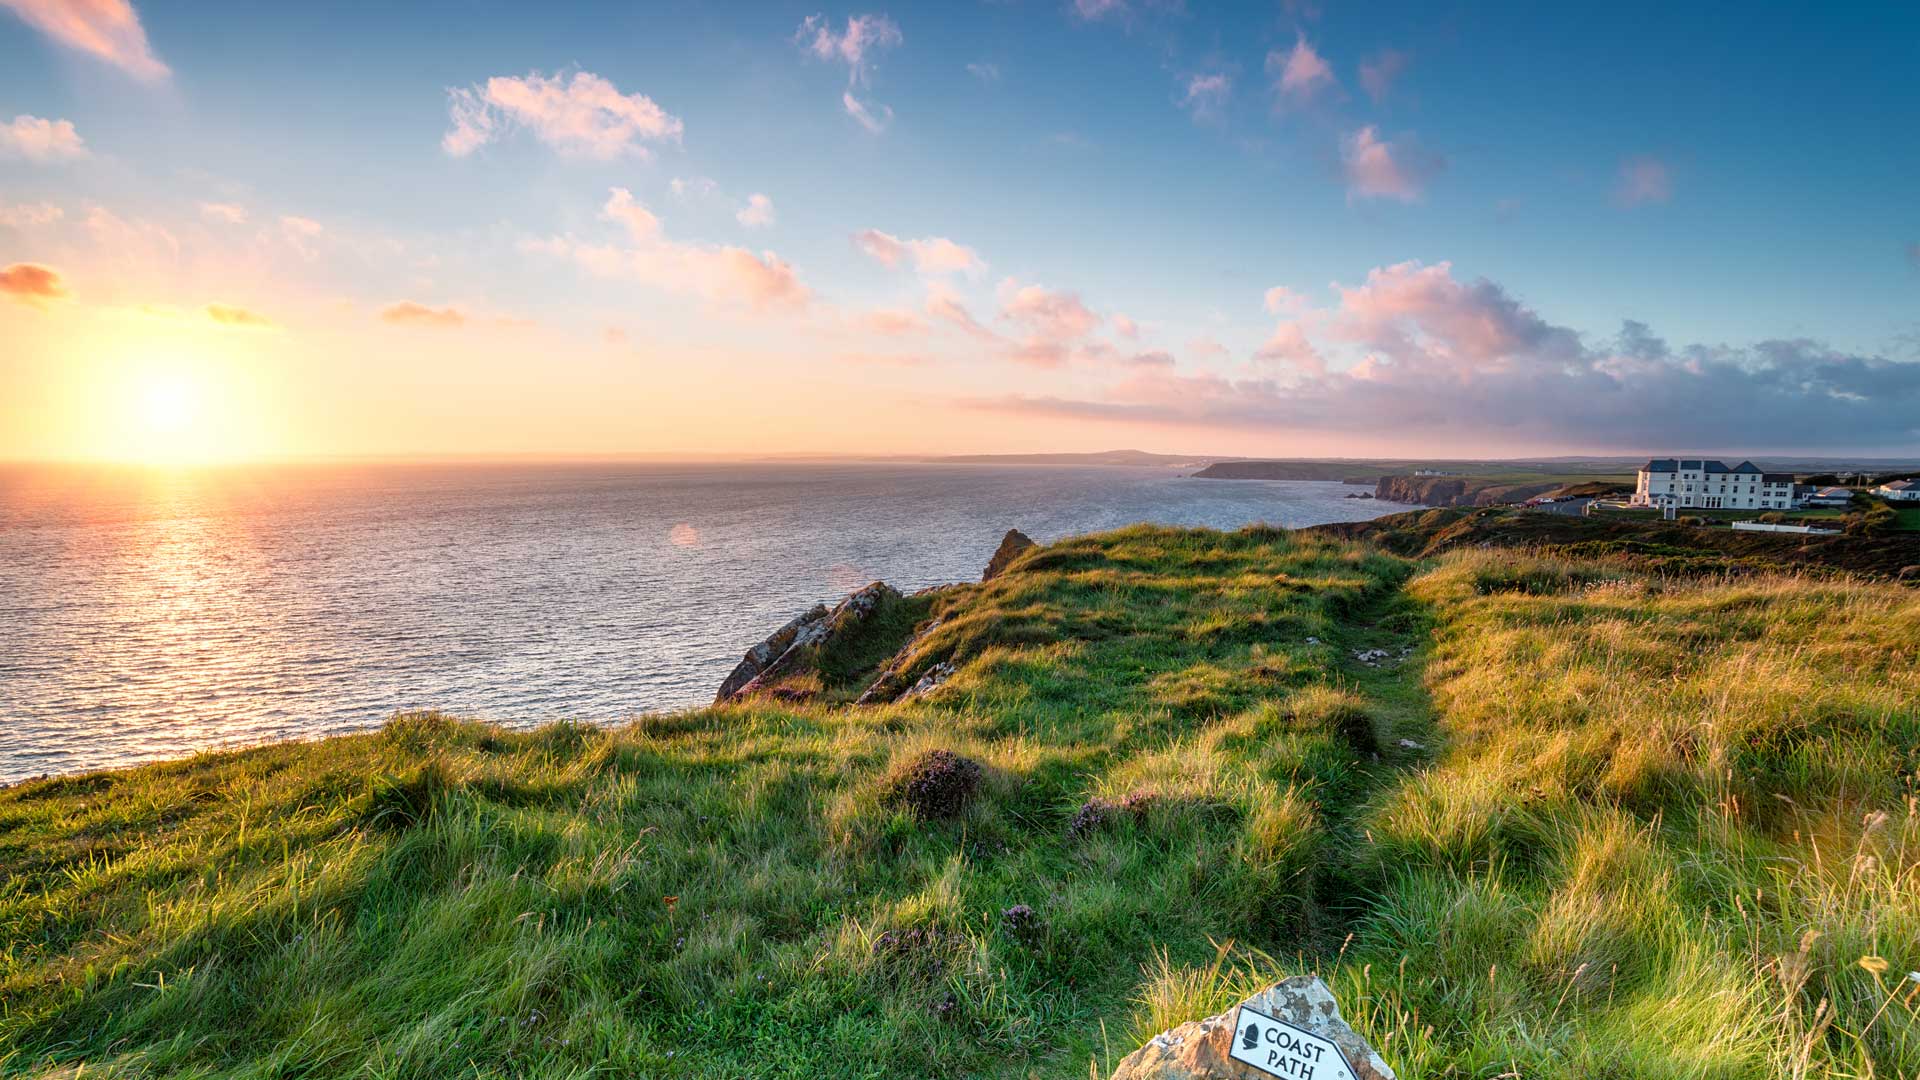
[2, 0, 1917, 463]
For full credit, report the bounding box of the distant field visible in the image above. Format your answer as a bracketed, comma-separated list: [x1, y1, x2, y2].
[2, 526, 1915, 1078]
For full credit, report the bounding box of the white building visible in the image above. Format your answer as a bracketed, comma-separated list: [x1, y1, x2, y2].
[1801, 486, 1854, 507]
[1874, 479, 1920, 502]
[1631, 459, 1797, 511]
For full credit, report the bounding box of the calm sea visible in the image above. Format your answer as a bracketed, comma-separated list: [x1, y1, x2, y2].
[0, 462, 1408, 782]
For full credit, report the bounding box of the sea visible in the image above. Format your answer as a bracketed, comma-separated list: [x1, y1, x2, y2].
[0, 462, 1409, 783]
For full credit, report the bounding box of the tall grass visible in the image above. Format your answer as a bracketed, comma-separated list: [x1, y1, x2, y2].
[1, 533, 1914, 1077]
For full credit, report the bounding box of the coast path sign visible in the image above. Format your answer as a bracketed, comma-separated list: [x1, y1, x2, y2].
[1109, 975, 1394, 1080]
[1228, 1004, 1359, 1080]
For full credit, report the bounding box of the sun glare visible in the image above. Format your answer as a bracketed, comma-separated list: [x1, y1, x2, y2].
[140, 377, 198, 437]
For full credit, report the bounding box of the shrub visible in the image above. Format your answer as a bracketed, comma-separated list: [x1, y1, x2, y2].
[883, 749, 983, 820]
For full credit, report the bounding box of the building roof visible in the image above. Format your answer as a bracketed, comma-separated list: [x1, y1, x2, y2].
[1813, 486, 1852, 497]
[1881, 479, 1918, 492]
[1638, 458, 1792, 482]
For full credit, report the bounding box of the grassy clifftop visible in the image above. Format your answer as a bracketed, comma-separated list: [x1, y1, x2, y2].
[3, 527, 1917, 1078]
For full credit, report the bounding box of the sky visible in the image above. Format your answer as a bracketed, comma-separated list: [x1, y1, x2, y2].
[1, 0, 1917, 463]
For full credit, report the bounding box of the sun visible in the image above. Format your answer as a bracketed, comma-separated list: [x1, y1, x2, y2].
[139, 376, 198, 437]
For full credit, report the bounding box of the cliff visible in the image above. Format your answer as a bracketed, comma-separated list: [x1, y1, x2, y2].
[1372, 474, 1565, 506]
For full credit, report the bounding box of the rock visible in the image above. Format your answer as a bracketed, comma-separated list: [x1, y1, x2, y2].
[982, 528, 1037, 581]
[1110, 975, 1395, 1080]
[898, 659, 957, 701]
[855, 617, 949, 704]
[716, 582, 902, 702]
[1396, 738, 1425, 751]
[1351, 648, 1392, 665]
[716, 604, 828, 701]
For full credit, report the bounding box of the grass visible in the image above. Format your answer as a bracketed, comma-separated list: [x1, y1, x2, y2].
[1, 527, 1916, 1077]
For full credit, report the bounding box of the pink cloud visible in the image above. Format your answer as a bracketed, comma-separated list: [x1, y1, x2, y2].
[853, 229, 985, 275]
[971, 263, 1920, 453]
[1268, 35, 1334, 103]
[736, 193, 776, 229]
[603, 188, 661, 241]
[1113, 313, 1140, 339]
[1186, 335, 1229, 362]
[925, 281, 996, 339]
[796, 14, 903, 133]
[862, 308, 924, 335]
[443, 71, 683, 159]
[1, 114, 87, 162]
[533, 188, 810, 312]
[198, 201, 247, 225]
[1358, 49, 1409, 104]
[1340, 126, 1438, 203]
[0, 0, 167, 80]
[1615, 155, 1673, 206]
[1263, 286, 1307, 314]
[999, 278, 1100, 341]
[380, 301, 465, 328]
[0, 261, 67, 306]
[1255, 321, 1326, 376]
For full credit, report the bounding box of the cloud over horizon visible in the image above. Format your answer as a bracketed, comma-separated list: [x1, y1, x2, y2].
[973, 260, 1920, 452]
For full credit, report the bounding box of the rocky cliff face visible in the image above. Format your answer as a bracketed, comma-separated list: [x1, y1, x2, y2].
[715, 582, 903, 703]
[1375, 474, 1563, 507]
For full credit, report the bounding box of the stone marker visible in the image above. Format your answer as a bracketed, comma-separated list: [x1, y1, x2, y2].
[1110, 975, 1394, 1080]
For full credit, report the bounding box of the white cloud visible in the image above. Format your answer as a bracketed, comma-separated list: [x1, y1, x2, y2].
[0, 0, 168, 80]
[0, 114, 87, 162]
[736, 193, 776, 228]
[967, 61, 1000, 83]
[1180, 72, 1231, 122]
[853, 229, 985, 276]
[443, 71, 683, 159]
[1071, 0, 1127, 21]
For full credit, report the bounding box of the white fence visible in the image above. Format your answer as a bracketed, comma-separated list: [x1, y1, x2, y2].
[1732, 521, 1842, 536]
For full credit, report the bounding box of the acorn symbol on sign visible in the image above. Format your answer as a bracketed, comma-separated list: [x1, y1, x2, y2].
[1242, 1022, 1260, 1051]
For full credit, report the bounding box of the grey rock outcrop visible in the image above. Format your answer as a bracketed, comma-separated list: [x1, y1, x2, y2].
[715, 582, 901, 702]
[1110, 976, 1394, 1080]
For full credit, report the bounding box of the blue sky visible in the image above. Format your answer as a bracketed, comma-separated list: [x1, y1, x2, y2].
[2, 0, 1917, 460]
